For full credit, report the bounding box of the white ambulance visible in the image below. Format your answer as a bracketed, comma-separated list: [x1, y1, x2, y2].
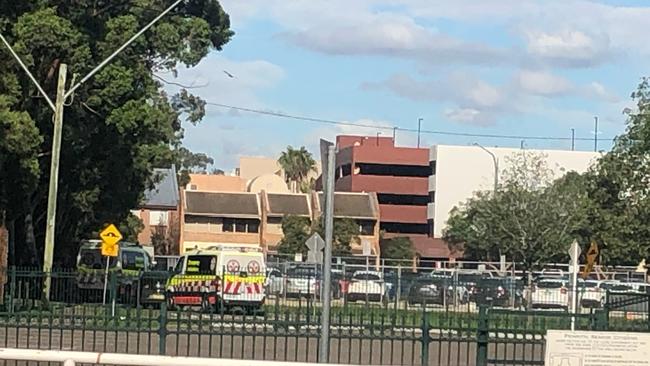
[167, 244, 266, 312]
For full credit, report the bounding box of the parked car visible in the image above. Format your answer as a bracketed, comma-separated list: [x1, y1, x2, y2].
[346, 271, 386, 302]
[265, 268, 284, 296]
[579, 280, 618, 308]
[530, 279, 570, 310]
[384, 270, 422, 300]
[407, 274, 450, 306]
[407, 273, 470, 306]
[285, 266, 320, 298]
[475, 278, 517, 307]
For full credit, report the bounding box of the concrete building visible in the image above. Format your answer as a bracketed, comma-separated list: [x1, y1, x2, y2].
[428, 145, 601, 238]
[333, 135, 448, 258]
[179, 190, 380, 255]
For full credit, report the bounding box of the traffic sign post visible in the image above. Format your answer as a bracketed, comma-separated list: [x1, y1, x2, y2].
[305, 233, 325, 264]
[568, 240, 581, 331]
[99, 224, 122, 307]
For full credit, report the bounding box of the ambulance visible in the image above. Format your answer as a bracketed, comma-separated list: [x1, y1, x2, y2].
[167, 244, 266, 311]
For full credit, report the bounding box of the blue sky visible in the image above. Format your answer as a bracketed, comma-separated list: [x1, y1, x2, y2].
[174, 0, 650, 171]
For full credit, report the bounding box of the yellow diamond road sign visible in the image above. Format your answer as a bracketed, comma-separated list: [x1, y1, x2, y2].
[100, 224, 123, 246]
[100, 224, 122, 257]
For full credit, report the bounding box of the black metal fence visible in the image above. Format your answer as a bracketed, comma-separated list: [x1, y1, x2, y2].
[0, 268, 648, 365]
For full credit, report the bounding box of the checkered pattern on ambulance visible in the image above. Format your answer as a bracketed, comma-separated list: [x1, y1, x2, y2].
[168, 277, 219, 293]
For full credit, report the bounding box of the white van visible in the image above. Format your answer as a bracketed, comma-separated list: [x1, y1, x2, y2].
[167, 245, 266, 311]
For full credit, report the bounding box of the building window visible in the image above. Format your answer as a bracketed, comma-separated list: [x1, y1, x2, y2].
[341, 164, 351, 177]
[428, 219, 434, 237]
[429, 191, 435, 203]
[377, 193, 429, 206]
[223, 218, 259, 233]
[267, 217, 283, 225]
[248, 221, 260, 233]
[185, 216, 217, 233]
[357, 220, 375, 235]
[355, 163, 430, 177]
[430, 160, 436, 175]
[223, 218, 234, 232]
[380, 222, 429, 235]
[149, 210, 168, 226]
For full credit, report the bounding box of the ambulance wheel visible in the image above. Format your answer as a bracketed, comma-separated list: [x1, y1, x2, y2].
[166, 296, 177, 311]
[201, 296, 214, 313]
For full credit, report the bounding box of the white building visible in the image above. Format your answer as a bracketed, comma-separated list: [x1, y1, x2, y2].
[427, 145, 601, 238]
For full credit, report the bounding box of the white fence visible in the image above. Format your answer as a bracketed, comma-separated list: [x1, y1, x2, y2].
[0, 348, 346, 366]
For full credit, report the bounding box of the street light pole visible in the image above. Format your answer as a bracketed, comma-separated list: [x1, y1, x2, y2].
[473, 143, 498, 193]
[417, 118, 423, 148]
[0, 0, 184, 301]
[594, 116, 599, 152]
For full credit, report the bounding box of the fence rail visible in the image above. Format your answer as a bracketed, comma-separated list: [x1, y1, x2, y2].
[0, 268, 648, 366]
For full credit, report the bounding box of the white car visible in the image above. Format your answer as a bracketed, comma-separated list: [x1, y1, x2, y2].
[579, 280, 616, 308]
[531, 279, 570, 310]
[346, 271, 386, 302]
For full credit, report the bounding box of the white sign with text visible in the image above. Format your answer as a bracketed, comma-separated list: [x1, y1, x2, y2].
[545, 330, 650, 366]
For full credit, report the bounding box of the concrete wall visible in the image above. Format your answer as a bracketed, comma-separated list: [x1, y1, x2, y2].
[428, 145, 601, 238]
[187, 174, 246, 192]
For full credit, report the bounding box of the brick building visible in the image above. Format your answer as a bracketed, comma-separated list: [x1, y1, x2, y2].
[179, 189, 380, 255]
[334, 135, 451, 259]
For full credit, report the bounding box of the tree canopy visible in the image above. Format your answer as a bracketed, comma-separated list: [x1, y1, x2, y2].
[277, 215, 359, 257]
[379, 236, 414, 264]
[444, 78, 650, 269]
[0, 1, 233, 266]
[443, 152, 593, 271]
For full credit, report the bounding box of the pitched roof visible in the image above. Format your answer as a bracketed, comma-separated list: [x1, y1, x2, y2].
[317, 192, 377, 219]
[267, 193, 310, 217]
[142, 166, 179, 209]
[409, 236, 455, 259]
[185, 191, 260, 218]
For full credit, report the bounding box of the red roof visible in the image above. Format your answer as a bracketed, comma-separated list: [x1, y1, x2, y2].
[383, 234, 461, 259]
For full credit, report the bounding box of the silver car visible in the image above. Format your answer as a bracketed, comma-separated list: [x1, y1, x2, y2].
[265, 268, 284, 296]
[285, 267, 319, 298]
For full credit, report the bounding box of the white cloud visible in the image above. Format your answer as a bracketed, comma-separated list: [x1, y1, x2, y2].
[583, 82, 620, 103]
[516, 70, 573, 96]
[363, 73, 512, 125]
[279, 14, 509, 65]
[444, 108, 484, 124]
[524, 30, 611, 67]
[171, 54, 285, 107]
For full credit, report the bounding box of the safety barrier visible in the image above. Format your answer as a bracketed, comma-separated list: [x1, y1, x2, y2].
[0, 348, 345, 366]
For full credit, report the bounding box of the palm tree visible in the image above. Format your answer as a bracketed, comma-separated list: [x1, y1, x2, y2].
[278, 146, 316, 193]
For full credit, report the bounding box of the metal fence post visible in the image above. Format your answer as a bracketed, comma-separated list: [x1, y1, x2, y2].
[420, 306, 430, 366]
[158, 296, 168, 355]
[476, 305, 489, 366]
[599, 291, 610, 331]
[8, 266, 15, 313]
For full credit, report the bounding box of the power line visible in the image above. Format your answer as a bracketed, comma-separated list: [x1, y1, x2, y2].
[206, 102, 615, 142]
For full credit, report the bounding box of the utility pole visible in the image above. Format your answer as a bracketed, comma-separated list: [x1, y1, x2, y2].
[0, 0, 184, 301]
[571, 128, 575, 151]
[42, 64, 67, 296]
[594, 116, 599, 152]
[417, 118, 423, 148]
[318, 144, 335, 363]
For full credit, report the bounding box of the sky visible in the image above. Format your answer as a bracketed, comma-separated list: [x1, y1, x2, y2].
[172, 0, 650, 171]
